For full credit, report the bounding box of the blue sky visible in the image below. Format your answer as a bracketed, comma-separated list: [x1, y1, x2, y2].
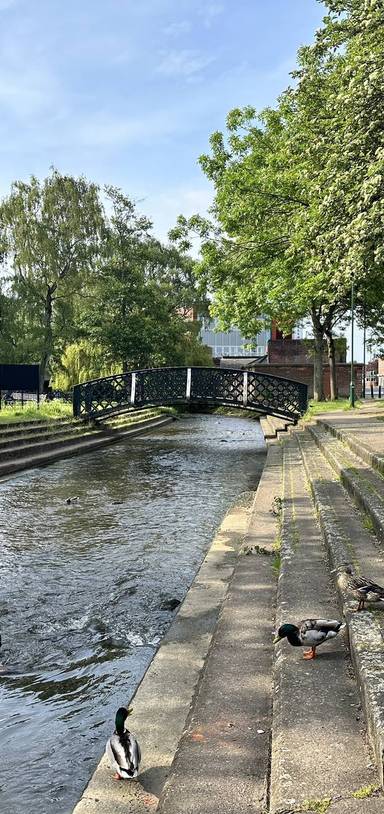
[0, 0, 325, 239]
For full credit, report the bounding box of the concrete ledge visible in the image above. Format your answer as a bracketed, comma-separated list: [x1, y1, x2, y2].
[72, 486, 250, 813]
[157, 444, 280, 814]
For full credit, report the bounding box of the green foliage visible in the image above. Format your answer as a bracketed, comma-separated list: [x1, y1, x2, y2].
[352, 784, 379, 800]
[0, 168, 104, 386]
[52, 340, 121, 390]
[0, 401, 72, 423]
[171, 0, 384, 400]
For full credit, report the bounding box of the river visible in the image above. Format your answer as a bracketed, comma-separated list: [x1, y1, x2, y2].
[0, 413, 266, 814]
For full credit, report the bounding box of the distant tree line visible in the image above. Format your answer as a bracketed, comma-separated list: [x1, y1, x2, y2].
[0, 171, 212, 392]
[170, 0, 384, 400]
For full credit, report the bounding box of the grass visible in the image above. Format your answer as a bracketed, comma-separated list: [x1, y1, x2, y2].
[300, 798, 332, 813]
[352, 784, 379, 800]
[0, 401, 72, 424]
[303, 398, 362, 421]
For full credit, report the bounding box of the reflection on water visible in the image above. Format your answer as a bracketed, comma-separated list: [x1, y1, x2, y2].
[0, 414, 266, 814]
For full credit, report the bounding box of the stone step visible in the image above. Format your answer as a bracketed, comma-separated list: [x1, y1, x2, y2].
[0, 425, 99, 461]
[0, 416, 71, 439]
[0, 415, 173, 479]
[297, 428, 384, 784]
[157, 445, 281, 814]
[271, 436, 379, 812]
[0, 421, 84, 451]
[308, 422, 384, 543]
[316, 414, 384, 478]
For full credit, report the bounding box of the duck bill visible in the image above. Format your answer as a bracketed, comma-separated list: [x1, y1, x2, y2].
[273, 636, 281, 644]
[126, 707, 134, 716]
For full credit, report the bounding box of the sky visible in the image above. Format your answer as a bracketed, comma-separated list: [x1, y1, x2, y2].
[0, 0, 366, 360]
[0, 0, 325, 237]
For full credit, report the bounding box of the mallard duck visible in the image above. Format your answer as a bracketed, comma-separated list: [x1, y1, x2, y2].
[332, 564, 384, 611]
[106, 707, 141, 780]
[273, 618, 344, 660]
[66, 496, 79, 505]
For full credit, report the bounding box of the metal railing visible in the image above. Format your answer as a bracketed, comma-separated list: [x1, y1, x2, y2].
[73, 366, 308, 422]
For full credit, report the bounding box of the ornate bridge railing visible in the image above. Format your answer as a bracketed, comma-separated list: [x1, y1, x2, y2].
[73, 366, 308, 422]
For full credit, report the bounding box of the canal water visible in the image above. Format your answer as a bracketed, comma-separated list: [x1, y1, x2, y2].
[0, 414, 266, 814]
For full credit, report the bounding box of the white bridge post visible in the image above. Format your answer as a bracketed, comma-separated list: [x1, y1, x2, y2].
[186, 368, 192, 400]
[243, 371, 248, 407]
[130, 372, 136, 406]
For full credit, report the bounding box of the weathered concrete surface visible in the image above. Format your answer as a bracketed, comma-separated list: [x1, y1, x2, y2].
[72, 483, 252, 814]
[0, 414, 173, 480]
[297, 427, 384, 787]
[270, 437, 378, 813]
[308, 422, 384, 542]
[157, 444, 281, 814]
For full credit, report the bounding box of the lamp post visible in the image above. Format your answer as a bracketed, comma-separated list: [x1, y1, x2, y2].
[349, 274, 355, 407]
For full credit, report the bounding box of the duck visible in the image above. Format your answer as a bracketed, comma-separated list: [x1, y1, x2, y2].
[66, 496, 79, 505]
[106, 707, 141, 780]
[332, 563, 384, 612]
[273, 618, 344, 660]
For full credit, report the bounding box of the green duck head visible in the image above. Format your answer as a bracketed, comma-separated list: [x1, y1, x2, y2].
[115, 706, 133, 735]
[273, 624, 299, 644]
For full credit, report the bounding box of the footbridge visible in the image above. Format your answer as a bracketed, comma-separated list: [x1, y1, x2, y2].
[73, 367, 308, 422]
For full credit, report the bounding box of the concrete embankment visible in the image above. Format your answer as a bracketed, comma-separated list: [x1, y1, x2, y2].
[0, 409, 174, 479]
[72, 405, 384, 813]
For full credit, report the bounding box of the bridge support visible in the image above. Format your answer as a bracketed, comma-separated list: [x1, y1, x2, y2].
[186, 368, 191, 400]
[243, 371, 248, 407]
[130, 373, 136, 406]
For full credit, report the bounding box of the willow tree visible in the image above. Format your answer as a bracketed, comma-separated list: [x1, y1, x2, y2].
[0, 169, 104, 390]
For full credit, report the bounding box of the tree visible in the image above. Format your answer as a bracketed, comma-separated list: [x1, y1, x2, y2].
[0, 169, 104, 390]
[82, 187, 210, 371]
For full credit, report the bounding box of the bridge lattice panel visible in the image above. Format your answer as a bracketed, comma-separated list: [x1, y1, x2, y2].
[73, 367, 308, 420]
[190, 367, 244, 404]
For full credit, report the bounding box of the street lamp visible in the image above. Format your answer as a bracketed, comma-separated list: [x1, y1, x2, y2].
[349, 273, 355, 407]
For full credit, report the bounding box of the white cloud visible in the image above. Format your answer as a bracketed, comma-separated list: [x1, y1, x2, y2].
[198, 2, 224, 28]
[163, 20, 191, 37]
[156, 49, 215, 78]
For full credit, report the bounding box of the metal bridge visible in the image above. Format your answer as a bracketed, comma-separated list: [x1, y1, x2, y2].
[73, 367, 308, 422]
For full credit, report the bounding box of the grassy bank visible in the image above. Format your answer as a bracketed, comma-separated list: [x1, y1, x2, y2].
[303, 398, 362, 421]
[0, 401, 73, 424]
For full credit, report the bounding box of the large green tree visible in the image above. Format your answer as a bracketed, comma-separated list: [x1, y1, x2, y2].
[81, 187, 210, 372]
[0, 169, 104, 389]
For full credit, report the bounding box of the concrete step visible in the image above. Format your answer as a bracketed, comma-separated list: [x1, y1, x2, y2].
[0, 421, 84, 451]
[0, 425, 99, 461]
[297, 428, 384, 784]
[271, 436, 379, 812]
[0, 415, 173, 479]
[157, 445, 281, 814]
[316, 414, 384, 478]
[0, 416, 72, 439]
[308, 422, 384, 543]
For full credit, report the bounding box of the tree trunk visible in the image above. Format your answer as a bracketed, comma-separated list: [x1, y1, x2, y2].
[311, 308, 324, 402]
[39, 286, 54, 393]
[325, 329, 338, 400]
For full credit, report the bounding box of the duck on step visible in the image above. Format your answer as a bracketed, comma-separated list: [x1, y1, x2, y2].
[332, 563, 384, 611]
[274, 618, 344, 660]
[106, 707, 141, 780]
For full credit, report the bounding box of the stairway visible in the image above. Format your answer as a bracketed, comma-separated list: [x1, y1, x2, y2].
[0, 408, 173, 478]
[72, 406, 384, 814]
